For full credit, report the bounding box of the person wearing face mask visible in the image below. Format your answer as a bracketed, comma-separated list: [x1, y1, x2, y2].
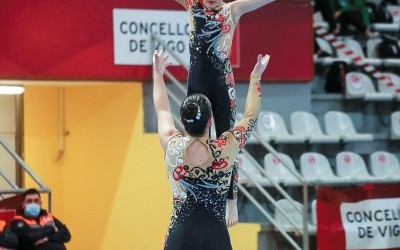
[173, 0, 275, 228]
[10, 189, 71, 250]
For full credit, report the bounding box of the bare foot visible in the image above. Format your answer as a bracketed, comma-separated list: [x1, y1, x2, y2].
[226, 199, 238, 227]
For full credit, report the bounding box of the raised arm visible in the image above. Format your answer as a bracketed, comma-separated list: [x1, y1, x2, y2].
[230, 54, 270, 150]
[152, 50, 180, 151]
[231, 0, 276, 22]
[224, 54, 270, 228]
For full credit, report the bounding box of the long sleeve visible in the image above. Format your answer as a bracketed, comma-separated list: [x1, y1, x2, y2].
[10, 219, 54, 244]
[229, 74, 262, 150]
[48, 217, 71, 244]
[225, 74, 261, 200]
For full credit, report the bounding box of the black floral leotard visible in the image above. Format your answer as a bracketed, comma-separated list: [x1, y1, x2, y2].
[187, 1, 238, 134]
[163, 75, 261, 250]
[184, 0, 240, 201]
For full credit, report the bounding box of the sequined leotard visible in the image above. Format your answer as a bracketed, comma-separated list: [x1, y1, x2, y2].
[187, 1, 238, 135]
[185, 0, 240, 201]
[164, 75, 261, 250]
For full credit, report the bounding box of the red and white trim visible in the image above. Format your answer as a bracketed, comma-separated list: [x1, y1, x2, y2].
[314, 24, 398, 92]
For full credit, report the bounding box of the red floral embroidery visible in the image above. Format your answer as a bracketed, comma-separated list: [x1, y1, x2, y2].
[216, 15, 225, 23]
[173, 166, 187, 181]
[232, 126, 247, 149]
[212, 159, 228, 170]
[215, 137, 227, 147]
[221, 23, 231, 33]
[226, 73, 235, 87]
[234, 126, 246, 134]
[230, 99, 235, 108]
[234, 173, 239, 182]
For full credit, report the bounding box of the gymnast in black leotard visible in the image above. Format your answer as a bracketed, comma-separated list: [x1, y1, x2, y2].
[174, 0, 275, 227]
[152, 50, 270, 250]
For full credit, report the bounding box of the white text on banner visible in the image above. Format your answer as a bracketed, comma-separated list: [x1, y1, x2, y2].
[340, 198, 400, 250]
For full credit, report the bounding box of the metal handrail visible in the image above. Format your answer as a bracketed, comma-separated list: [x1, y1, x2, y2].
[151, 34, 311, 250]
[239, 160, 303, 235]
[0, 135, 52, 211]
[238, 183, 302, 250]
[165, 70, 188, 93]
[0, 136, 47, 189]
[245, 128, 310, 249]
[0, 166, 19, 189]
[241, 149, 304, 216]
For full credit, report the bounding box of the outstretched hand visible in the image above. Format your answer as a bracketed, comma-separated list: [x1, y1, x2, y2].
[153, 50, 172, 75]
[251, 54, 270, 77]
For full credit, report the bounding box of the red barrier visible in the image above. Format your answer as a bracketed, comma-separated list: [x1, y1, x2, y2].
[317, 184, 400, 250]
[0, 0, 313, 82]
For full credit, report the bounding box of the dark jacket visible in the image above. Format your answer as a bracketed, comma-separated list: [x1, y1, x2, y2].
[10, 209, 71, 250]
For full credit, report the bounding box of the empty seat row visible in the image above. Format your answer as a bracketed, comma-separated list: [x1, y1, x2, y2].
[313, 31, 400, 99]
[251, 110, 372, 144]
[238, 151, 400, 186]
[314, 36, 400, 67]
[346, 71, 400, 101]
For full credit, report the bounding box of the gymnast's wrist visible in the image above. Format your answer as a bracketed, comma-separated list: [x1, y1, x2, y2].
[153, 71, 164, 78]
[250, 73, 261, 80]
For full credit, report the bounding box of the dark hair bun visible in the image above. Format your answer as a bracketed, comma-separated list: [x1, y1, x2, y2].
[182, 103, 198, 120]
[180, 94, 212, 136]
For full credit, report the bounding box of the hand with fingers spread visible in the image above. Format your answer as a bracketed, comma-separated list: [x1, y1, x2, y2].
[251, 54, 270, 78]
[153, 50, 172, 76]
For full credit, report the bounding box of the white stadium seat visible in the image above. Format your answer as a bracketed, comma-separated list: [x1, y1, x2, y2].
[388, 5, 400, 23]
[291, 111, 339, 143]
[337, 38, 381, 66]
[391, 111, 400, 139]
[264, 153, 301, 185]
[237, 153, 270, 186]
[324, 111, 373, 142]
[256, 111, 305, 143]
[315, 37, 333, 56]
[345, 72, 393, 101]
[300, 152, 342, 183]
[366, 38, 381, 58]
[336, 152, 376, 181]
[370, 151, 400, 180]
[311, 199, 317, 226]
[379, 72, 400, 100]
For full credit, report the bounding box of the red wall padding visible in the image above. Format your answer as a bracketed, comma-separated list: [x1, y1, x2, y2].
[0, 0, 313, 82]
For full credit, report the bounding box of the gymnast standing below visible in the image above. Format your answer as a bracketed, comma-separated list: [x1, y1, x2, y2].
[173, 0, 275, 226]
[152, 49, 270, 250]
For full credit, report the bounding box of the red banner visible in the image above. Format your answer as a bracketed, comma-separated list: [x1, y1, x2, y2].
[0, 0, 313, 82]
[317, 184, 400, 250]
